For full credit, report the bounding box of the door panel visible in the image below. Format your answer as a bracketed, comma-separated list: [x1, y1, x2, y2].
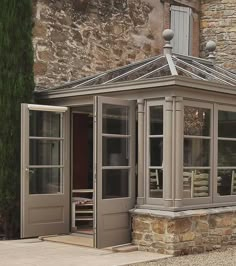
[21, 104, 70, 238]
[95, 96, 135, 248]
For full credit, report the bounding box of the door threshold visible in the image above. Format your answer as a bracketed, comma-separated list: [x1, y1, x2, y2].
[39, 234, 94, 248]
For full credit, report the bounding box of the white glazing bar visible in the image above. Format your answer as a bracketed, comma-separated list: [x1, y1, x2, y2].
[102, 134, 130, 138]
[215, 65, 236, 80]
[193, 60, 236, 84]
[149, 135, 163, 138]
[76, 72, 108, 87]
[174, 57, 234, 85]
[175, 65, 206, 80]
[184, 135, 211, 139]
[102, 166, 130, 170]
[28, 165, 64, 168]
[135, 64, 169, 80]
[218, 137, 236, 141]
[103, 56, 165, 84]
[29, 137, 64, 140]
[217, 167, 236, 170]
[184, 167, 211, 170]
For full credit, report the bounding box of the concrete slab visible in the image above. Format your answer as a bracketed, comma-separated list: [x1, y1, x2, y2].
[41, 234, 93, 247]
[0, 239, 171, 266]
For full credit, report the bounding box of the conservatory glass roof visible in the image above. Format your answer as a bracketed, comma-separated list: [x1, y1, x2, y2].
[39, 53, 236, 93]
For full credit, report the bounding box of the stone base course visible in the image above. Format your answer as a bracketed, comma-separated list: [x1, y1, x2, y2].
[131, 207, 236, 256]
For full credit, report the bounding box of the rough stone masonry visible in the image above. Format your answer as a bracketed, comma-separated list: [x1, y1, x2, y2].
[200, 0, 236, 71]
[32, 0, 165, 88]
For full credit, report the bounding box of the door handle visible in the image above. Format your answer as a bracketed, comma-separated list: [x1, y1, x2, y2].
[25, 168, 34, 174]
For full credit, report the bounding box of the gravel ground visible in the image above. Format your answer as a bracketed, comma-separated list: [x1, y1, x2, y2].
[126, 246, 236, 266]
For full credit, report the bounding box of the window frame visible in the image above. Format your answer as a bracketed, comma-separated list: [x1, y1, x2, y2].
[145, 99, 165, 206]
[182, 100, 213, 206]
[214, 104, 236, 203]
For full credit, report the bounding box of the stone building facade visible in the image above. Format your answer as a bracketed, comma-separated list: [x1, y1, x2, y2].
[200, 0, 236, 70]
[32, 0, 200, 88]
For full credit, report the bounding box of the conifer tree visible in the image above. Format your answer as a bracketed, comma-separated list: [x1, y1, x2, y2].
[0, 0, 34, 238]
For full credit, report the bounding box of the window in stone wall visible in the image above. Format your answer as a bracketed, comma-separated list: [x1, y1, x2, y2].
[171, 5, 193, 56]
[183, 104, 211, 198]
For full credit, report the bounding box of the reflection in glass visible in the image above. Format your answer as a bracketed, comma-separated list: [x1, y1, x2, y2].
[102, 169, 129, 199]
[150, 138, 163, 166]
[150, 106, 163, 135]
[184, 139, 210, 167]
[218, 140, 236, 167]
[218, 169, 236, 196]
[29, 168, 62, 194]
[30, 139, 61, 165]
[102, 104, 128, 135]
[218, 111, 236, 138]
[183, 169, 209, 198]
[184, 107, 210, 136]
[30, 111, 61, 137]
[149, 169, 163, 198]
[102, 137, 128, 166]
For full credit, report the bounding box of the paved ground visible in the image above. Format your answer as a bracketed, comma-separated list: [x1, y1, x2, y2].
[0, 239, 170, 266]
[127, 246, 236, 266]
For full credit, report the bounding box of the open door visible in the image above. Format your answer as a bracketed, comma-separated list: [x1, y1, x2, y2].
[95, 96, 136, 248]
[21, 104, 70, 238]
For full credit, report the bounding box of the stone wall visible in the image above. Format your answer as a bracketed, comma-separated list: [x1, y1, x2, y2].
[131, 207, 236, 255]
[32, 0, 200, 89]
[200, 0, 236, 71]
[33, 0, 165, 88]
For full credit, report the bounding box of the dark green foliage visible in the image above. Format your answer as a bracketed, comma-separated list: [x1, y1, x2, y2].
[0, 0, 34, 238]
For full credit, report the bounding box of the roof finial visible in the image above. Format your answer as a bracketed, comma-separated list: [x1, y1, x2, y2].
[162, 29, 174, 55]
[206, 40, 216, 64]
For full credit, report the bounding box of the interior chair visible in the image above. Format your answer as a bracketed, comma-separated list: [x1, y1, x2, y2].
[191, 173, 209, 197]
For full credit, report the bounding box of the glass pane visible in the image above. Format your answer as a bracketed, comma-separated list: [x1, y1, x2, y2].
[102, 169, 129, 199]
[184, 139, 210, 167]
[218, 111, 236, 138]
[149, 169, 163, 198]
[30, 139, 61, 165]
[103, 104, 129, 135]
[30, 111, 61, 137]
[150, 138, 163, 166]
[184, 106, 210, 136]
[183, 169, 210, 198]
[102, 137, 129, 166]
[218, 140, 236, 167]
[218, 169, 236, 196]
[29, 168, 62, 194]
[150, 106, 163, 135]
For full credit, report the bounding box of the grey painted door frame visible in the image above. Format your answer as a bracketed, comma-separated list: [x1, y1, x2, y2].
[21, 104, 70, 238]
[94, 96, 136, 248]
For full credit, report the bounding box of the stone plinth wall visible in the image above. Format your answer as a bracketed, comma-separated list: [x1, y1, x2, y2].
[200, 0, 236, 71]
[33, 0, 165, 88]
[131, 208, 236, 256]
